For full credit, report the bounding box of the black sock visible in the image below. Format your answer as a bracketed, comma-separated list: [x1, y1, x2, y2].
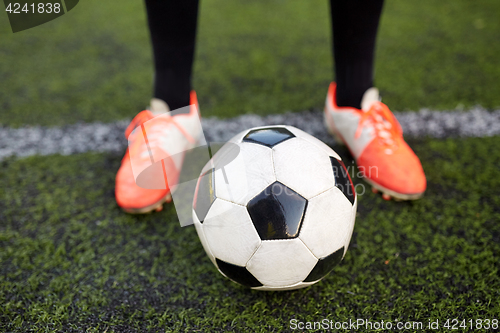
[145, 0, 199, 111]
[330, 0, 384, 109]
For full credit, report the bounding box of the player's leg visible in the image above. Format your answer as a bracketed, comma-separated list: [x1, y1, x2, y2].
[325, 0, 426, 200]
[331, 0, 383, 109]
[146, 0, 199, 111]
[115, 0, 202, 213]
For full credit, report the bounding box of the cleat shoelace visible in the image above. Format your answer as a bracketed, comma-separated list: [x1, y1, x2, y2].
[354, 102, 403, 153]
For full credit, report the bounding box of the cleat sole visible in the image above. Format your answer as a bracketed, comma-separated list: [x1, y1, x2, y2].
[364, 178, 424, 201]
[122, 193, 172, 214]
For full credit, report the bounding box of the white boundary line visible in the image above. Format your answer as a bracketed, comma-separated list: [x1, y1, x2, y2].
[1, 107, 499, 160]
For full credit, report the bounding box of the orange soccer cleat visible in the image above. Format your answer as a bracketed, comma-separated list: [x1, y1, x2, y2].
[115, 91, 203, 213]
[324, 82, 426, 200]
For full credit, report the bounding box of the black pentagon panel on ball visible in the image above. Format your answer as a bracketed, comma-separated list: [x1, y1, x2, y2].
[304, 246, 344, 282]
[330, 157, 355, 205]
[242, 127, 295, 148]
[193, 168, 216, 223]
[216, 258, 263, 288]
[247, 181, 307, 240]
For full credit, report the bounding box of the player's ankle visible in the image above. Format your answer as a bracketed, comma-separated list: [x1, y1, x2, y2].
[335, 83, 372, 109]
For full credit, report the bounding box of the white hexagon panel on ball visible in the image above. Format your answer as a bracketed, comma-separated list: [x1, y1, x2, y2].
[203, 199, 262, 267]
[246, 239, 318, 289]
[272, 137, 334, 199]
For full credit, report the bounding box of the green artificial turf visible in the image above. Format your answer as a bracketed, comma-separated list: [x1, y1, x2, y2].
[1, 0, 500, 127]
[1, 136, 499, 332]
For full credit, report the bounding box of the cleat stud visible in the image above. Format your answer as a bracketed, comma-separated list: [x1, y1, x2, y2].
[155, 205, 164, 212]
[372, 187, 379, 194]
[166, 194, 172, 203]
[382, 194, 391, 201]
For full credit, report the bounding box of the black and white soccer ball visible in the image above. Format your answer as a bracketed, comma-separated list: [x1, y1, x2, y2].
[192, 125, 357, 291]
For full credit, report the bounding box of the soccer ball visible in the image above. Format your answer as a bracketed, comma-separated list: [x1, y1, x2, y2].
[192, 125, 357, 291]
